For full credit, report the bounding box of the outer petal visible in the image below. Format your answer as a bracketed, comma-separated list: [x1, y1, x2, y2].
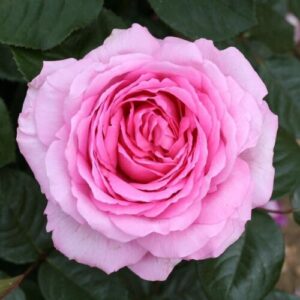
[128, 253, 180, 281]
[195, 39, 267, 100]
[158, 36, 203, 66]
[30, 58, 76, 89]
[187, 214, 246, 260]
[187, 187, 252, 261]
[86, 24, 160, 62]
[34, 58, 96, 146]
[241, 102, 278, 207]
[45, 140, 84, 223]
[45, 201, 146, 274]
[199, 159, 251, 224]
[17, 88, 50, 195]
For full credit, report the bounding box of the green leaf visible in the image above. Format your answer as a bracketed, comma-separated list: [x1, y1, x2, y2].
[118, 262, 208, 300]
[261, 56, 300, 198]
[0, 168, 51, 264]
[53, 8, 126, 59]
[12, 9, 126, 82]
[117, 269, 152, 299]
[259, 56, 300, 138]
[21, 280, 44, 300]
[0, 44, 23, 82]
[291, 187, 300, 225]
[264, 290, 300, 300]
[105, 0, 172, 38]
[251, 4, 293, 53]
[266, 0, 288, 16]
[158, 262, 208, 300]
[196, 211, 284, 300]
[149, 0, 256, 41]
[38, 252, 130, 300]
[289, 0, 300, 19]
[0, 0, 103, 50]
[11, 48, 45, 82]
[272, 128, 300, 198]
[0, 98, 15, 168]
[0, 272, 25, 300]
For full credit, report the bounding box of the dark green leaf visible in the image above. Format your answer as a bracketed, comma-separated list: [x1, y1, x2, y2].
[267, 0, 288, 16]
[11, 48, 45, 82]
[197, 211, 284, 300]
[157, 262, 208, 300]
[264, 290, 300, 300]
[12, 9, 126, 81]
[289, 0, 300, 19]
[0, 168, 51, 263]
[251, 4, 293, 52]
[54, 8, 126, 59]
[0, 98, 15, 167]
[259, 56, 300, 138]
[0, 272, 25, 300]
[3, 288, 25, 300]
[272, 128, 300, 198]
[105, 0, 172, 38]
[291, 187, 300, 224]
[118, 262, 208, 300]
[260, 56, 300, 198]
[149, 0, 256, 41]
[117, 268, 152, 299]
[0, 44, 23, 82]
[0, 0, 103, 50]
[21, 280, 44, 300]
[39, 251, 129, 300]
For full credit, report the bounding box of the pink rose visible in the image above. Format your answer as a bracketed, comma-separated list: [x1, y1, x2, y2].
[17, 24, 278, 281]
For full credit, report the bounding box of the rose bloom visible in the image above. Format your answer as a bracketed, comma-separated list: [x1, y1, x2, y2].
[17, 24, 278, 281]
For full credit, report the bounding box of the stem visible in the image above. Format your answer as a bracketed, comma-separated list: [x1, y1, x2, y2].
[1, 252, 48, 299]
[258, 207, 293, 214]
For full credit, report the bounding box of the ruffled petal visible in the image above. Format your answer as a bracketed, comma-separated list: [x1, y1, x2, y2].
[241, 102, 278, 207]
[86, 24, 160, 62]
[196, 39, 267, 100]
[128, 253, 180, 281]
[45, 201, 146, 274]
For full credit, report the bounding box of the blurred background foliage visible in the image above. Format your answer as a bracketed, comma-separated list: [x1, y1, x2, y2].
[0, 0, 299, 299]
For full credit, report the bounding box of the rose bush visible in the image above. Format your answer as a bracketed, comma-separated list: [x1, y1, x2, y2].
[17, 24, 277, 281]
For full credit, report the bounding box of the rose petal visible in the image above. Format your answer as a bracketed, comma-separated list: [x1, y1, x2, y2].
[128, 253, 180, 281]
[46, 201, 146, 274]
[86, 24, 160, 62]
[241, 102, 278, 207]
[196, 39, 268, 99]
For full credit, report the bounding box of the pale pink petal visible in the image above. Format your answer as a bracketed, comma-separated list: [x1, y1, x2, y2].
[187, 214, 246, 260]
[241, 102, 278, 207]
[46, 201, 146, 274]
[128, 253, 180, 281]
[86, 24, 160, 62]
[74, 187, 137, 243]
[110, 199, 201, 237]
[137, 221, 226, 258]
[30, 59, 75, 89]
[200, 159, 251, 224]
[17, 89, 50, 195]
[34, 58, 100, 146]
[196, 39, 267, 99]
[45, 140, 84, 223]
[158, 36, 203, 66]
